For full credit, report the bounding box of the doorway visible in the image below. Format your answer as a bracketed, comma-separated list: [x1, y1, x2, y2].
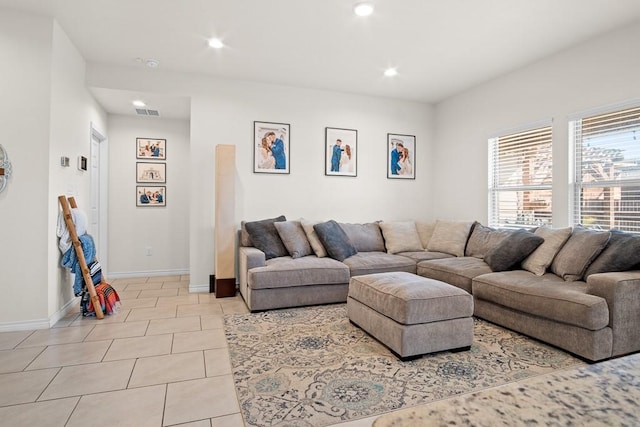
[90, 123, 109, 274]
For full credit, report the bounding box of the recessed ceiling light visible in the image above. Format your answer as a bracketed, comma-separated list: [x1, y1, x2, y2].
[145, 59, 160, 68]
[208, 38, 224, 49]
[384, 68, 398, 77]
[354, 2, 374, 16]
[132, 100, 146, 107]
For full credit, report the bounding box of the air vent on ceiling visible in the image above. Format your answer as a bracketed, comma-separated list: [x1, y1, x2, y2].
[135, 108, 160, 117]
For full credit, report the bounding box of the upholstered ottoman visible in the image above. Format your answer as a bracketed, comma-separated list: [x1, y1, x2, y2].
[347, 271, 474, 359]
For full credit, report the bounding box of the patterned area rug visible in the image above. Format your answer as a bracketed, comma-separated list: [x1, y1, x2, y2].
[224, 304, 584, 427]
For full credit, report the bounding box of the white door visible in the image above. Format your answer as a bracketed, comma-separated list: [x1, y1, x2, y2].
[90, 136, 100, 246]
[90, 124, 108, 273]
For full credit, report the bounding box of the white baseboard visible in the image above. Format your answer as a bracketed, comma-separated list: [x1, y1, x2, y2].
[107, 268, 190, 279]
[189, 283, 210, 293]
[49, 296, 80, 328]
[0, 318, 50, 332]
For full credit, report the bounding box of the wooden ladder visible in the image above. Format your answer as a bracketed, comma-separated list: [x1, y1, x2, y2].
[58, 195, 104, 319]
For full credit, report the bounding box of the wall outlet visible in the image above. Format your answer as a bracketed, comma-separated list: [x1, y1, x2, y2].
[145, 246, 152, 256]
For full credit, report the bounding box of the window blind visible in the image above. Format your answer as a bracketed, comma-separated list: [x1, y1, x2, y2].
[571, 105, 640, 234]
[488, 125, 553, 228]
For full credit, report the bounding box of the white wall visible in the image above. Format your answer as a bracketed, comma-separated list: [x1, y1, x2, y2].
[107, 114, 190, 276]
[86, 66, 435, 289]
[433, 22, 640, 226]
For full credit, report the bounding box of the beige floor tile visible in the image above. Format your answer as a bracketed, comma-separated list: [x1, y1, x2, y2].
[67, 384, 166, 427]
[139, 288, 180, 298]
[84, 320, 149, 341]
[0, 397, 79, 426]
[156, 295, 200, 307]
[0, 330, 33, 350]
[204, 348, 232, 377]
[52, 311, 81, 328]
[178, 287, 193, 296]
[221, 302, 250, 315]
[148, 275, 182, 282]
[125, 281, 163, 291]
[147, 317, 201, 336]
[175, 420, 212, 427]
[39, 359, 135, 400]
[26, 340, 111, 370]
[172, 329, 227, 353]
[112, 277, 148, 285]
[126, 305, 178, 322]
[200, 315, 224, 330]
[0, 347, 45, 374]
[68, 309, 131, 327]
[119, 297, 158, 310]
[104, 334, 173, 361]
[129, 351, 205, 388]
[162, 281, 190, 289]
[17, 326, 94, 348]
[0, 368, 59, 406]
[176, 304, 223, 317]
[198, 294, 217, 304]
[211, 413, 245, 427]
[117, 290, 141, 300]
[163, 376, 240, 426]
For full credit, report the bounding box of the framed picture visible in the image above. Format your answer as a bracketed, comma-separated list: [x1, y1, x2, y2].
[253, 121, 290, 174]
[136, 162, 166, 183]
[325, 127, 357, 177]
[136, 186, 166, 207]
[136, 138, 166, 160]
[387, 133, 416, 179]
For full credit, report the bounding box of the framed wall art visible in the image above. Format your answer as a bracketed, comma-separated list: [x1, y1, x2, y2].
[325, 127, 357, 177]
[136, 138, 166, 160]
[253, 121, 290, 174]
[136, 186, 166, 207]
[136, 162, 166, 183]
[387, 133, 415, 179]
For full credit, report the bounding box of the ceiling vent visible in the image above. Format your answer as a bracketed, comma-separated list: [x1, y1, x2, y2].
[135, 108, 160, 117]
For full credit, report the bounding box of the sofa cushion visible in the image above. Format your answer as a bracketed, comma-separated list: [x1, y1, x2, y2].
[241, 215, 286, 247]
[584, 230, 640, 278]
[551, 226, 610, 282]
[314, 220, 358, 261]
[342, 252, 417, 276]
[244, 215, 288, 260]
[521, 226, 572, 276]
[472, 270, 610, 330]
[484, 230, 544, 272]
[300, 218, 328, 258]
[464, 223, 510, 259]
[248, 256, 350, 290]
[274, 220, 313, 259]
[339, 222, 386, 252]
[396, 251, 455, 263]
[426, 220, 474, 257]
[417, 257, 493, 294]
[379, 221, 424, 254]
[415, 220, 437, 249]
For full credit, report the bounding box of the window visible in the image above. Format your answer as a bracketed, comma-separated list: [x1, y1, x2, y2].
[571, 105, 640, 234]
[489, 124, 553, 229]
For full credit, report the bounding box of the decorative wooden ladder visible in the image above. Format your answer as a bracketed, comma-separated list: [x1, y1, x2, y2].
[58, 195, 104, 319]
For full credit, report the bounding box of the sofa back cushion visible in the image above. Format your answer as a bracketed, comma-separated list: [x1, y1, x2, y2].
[415, 220, 437, 249]
[244, 215, 289, 260]
[339, 222, 386, 252]
[584, 230, 640, 278]
[465, 223, 511, 259]
[300, 218, 328, 258]
[426, 220, 474, 257]
[484, 230, 544, 272]
[313, 220, 358, 261]
[550, 226, 611, 281]
[274, 220, 313, 259]
[379, 221, 424, 254]
[521, 226, 572, 276]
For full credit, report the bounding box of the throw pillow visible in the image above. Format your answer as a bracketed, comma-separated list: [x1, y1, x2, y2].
[521, 226, 572, 276]
[484, 230, 544, 272]
[339, 222, 386, 252]
[426, 220, 474, 257]
[313, 220, 357, 261]
[465, 223, 510, 259]
[240, 221, 253, 247]
[550, 226, 611, 282]
[244, 215, 288, 260]
[584, 230, 640, 278]
[415, 220, 437, 249]
[378, 221, 424, 254]
[300, 218, 328, 258]
[274, 220, 313, 259]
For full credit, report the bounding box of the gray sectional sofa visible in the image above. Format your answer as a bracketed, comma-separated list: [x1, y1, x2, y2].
[237, 217, 640, 362]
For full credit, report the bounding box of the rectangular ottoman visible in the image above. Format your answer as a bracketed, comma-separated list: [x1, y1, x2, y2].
[347, 271, 474, 359]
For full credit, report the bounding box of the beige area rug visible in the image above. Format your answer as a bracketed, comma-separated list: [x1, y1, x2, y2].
[224, 304, 585, 427]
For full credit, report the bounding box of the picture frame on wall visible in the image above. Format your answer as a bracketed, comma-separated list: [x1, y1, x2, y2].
[137, 185, 166, 207]
[325, 127, 357, 177]
[253, 121, 290, 174]
[136, 162, 166, 183]
[387, 133, 416, 179]
[136, 138, 166, 160]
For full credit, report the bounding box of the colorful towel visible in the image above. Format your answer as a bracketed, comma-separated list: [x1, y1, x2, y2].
[80, 282, 121, 317]
[61, 234, 97, 296]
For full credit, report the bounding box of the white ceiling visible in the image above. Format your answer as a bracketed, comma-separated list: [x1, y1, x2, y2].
[3, 0, 640, 119]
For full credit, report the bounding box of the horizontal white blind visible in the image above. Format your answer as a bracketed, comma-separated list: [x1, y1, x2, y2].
[489, 125, 553, 228]
[572, 105, 640, 234]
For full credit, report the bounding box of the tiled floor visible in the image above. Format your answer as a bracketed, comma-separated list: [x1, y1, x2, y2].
[0, 276, 377, 427]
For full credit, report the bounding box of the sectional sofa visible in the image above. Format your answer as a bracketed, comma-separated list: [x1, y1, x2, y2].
[237, 217, 640, 362]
